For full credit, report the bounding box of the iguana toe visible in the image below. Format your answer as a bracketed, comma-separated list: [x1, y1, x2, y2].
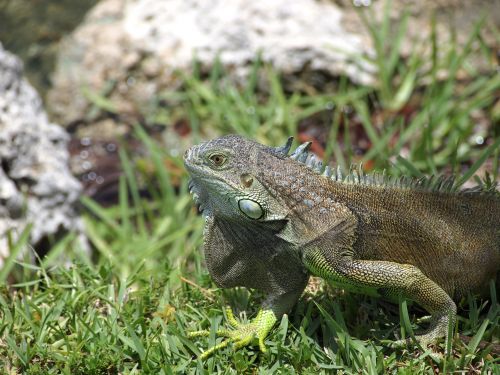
[189, 308, 277, 359]
[392, 313, 453, 352]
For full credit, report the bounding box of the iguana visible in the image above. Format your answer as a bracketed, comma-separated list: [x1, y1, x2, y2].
[184, 135, 500, 358]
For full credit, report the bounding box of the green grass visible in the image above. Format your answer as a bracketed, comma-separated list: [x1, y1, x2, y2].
[1, 9, 500, 375]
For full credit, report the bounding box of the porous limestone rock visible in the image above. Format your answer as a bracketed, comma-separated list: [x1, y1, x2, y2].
[0, 43, 84, 265]
[48, 0, 497, 136]
[47, 0, 374, 129]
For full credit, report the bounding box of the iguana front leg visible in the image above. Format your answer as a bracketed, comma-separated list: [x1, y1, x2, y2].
[189, 290, 304, 359]
[189, 214, 309, 359]
[303, 246, 457, 348]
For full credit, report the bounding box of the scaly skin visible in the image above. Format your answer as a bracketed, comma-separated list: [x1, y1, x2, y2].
[188, 308, 277, 359]
[184, 135, 500, 358]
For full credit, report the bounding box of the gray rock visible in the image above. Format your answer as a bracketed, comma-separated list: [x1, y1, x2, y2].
[123, 0, 373, 79]
[47, 0, 497, 134]
[0, 43, 85, 265]
[47, 0, 374, 129]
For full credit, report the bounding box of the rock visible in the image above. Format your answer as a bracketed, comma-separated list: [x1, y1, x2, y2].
[47, 0, 374, 130]
[0, 43, 85, 265]
[0, 0, 98, 97]
[47, 0, 498, 137]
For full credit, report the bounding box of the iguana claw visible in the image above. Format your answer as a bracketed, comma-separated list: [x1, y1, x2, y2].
[391, 312, 454, 353]
[188, 307, 277, 359]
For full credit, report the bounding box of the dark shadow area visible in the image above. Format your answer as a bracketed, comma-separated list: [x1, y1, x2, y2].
[0, 0, 98, 97]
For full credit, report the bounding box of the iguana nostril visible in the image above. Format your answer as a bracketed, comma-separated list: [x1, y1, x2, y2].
[240, 173, 254, 188]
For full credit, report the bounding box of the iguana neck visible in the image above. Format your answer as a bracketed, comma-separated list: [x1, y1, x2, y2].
[203, 214, 304, 291]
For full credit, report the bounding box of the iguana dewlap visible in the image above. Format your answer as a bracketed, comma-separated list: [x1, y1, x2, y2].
[184, 135, 500, 358]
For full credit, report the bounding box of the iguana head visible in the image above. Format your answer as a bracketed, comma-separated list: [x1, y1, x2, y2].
[184, 135, 292, 222]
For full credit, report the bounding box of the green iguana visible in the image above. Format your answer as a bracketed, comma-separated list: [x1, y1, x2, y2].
[184, 135, 500, 358]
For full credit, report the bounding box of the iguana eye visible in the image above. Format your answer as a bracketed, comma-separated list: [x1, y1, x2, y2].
[208, 153, 227, 167]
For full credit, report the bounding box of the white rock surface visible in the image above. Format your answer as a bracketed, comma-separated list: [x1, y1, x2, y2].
[0, 43, 84, 264]
[48, 0, 374, 127]
[123, 0, 373, 80]
[48, 0, 497, 131]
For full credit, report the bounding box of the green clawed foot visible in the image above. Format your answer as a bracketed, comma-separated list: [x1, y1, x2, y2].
[392, 335, 445, 361]
[391, 313, 453, 353]
[188, 307, 277, 359]
[391, 333, 436, 350]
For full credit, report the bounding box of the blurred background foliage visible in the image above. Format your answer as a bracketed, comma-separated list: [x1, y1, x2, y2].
[0, 0, 97, 95]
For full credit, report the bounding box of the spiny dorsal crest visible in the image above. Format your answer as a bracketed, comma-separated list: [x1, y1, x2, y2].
[275, 137, 498, 195]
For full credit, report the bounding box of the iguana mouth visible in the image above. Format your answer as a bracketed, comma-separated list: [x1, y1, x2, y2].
[188, 179, 206, 213]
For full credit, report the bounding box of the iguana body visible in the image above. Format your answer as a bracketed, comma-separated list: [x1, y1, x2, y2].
[184, 135, 500, 358]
